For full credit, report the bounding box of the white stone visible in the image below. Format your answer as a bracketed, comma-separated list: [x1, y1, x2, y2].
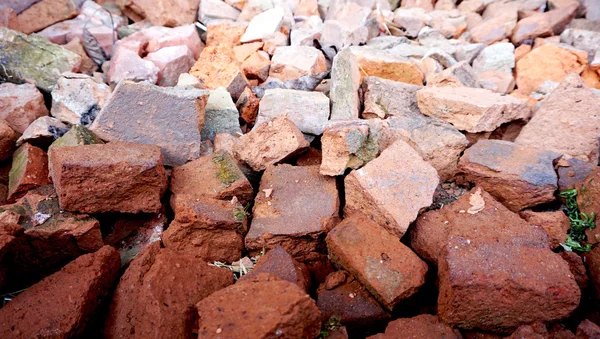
[176, 73, 201, 87]
[240, 8, 285, 43]
[290, 15, 323, 46]
[198, 0, 241, 23]
[50, 72, 112, 126]
[472, 42, 515, 74]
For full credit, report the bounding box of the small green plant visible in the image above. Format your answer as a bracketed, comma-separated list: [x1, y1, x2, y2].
[212, 153, 240, 185]
[559, 189, 596, 252]
[318, 317, 342, 339]
[232, 203, 251, 221]
[233, 208, 245, 220]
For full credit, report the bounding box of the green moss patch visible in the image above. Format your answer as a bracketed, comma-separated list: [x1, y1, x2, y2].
[8, 145, 29, 194]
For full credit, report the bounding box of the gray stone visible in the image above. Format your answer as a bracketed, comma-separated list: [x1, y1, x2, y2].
[557, 157, 595, 192]
[388, 43, 432, 60]
[201, 87, 242, 142]
[258, 71, 329, 93]
[90, 81, 209, 167]
[329, 47, 361, 121]
[570, 18, 600, 32]
[198, 0, 240, 23]
[529, 80, 559, 102]
[365, 36, 410, 50]
[319, 0, 373, 58]
[584, 0, 600, 21]
[472, 42, 515, 74]
[0, 27, 81, 92]
[361, 76, 422, 119]
[428, 61, 483, 88]
[417, 27, 453, 46]
[392, 7, 429, 38]
[423, 48, 457, 68]
[256, 88, 330, 135]
[381, 115, 469, 182]
[591, 47, 600, 68]
[50, 72, 112, 126]
[290, 16, 323, 47]
[561, 28, 600, 62]
[455, 43, 486, 63]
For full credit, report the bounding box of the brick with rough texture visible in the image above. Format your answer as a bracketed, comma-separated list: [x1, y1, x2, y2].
[0, 246, 121, 338]
[50, 142, 167, 214]
[327, 215, 428, 310]
[344, 140, 438, 238]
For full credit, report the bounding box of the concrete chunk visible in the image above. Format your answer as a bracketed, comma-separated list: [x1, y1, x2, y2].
[90, 80, 209, 166]
[256, 88, 330, 136]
